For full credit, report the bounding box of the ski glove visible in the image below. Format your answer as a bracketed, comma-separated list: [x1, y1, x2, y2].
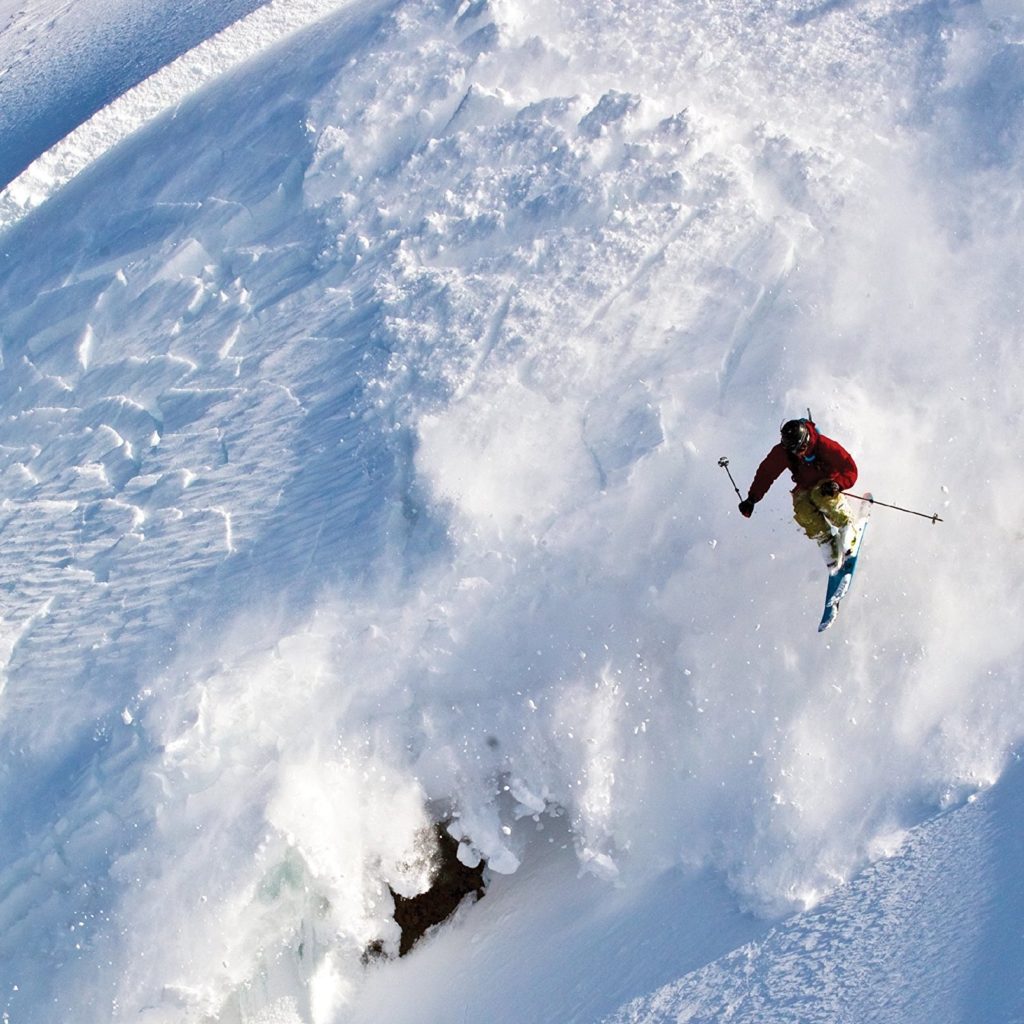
[738, 498, 756, 518]
[819, 480, 840, 498]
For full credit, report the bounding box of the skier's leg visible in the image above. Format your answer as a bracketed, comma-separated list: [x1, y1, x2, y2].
[793, 489, 840, 571]
[793, 488, 832, 539]
[810, 485, 858, 557]
[811, 486, 853, 530]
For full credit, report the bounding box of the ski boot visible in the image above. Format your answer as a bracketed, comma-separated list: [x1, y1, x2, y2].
[836, 521, 860, 563]
[816, 532, 842, 575]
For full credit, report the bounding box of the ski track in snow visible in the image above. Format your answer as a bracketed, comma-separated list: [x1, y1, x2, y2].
[0, 0, 1022, 1020]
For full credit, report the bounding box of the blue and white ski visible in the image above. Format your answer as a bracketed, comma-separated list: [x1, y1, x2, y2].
[818, 494, 872, 633]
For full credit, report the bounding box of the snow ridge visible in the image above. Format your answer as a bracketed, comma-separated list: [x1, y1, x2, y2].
[605, 758, 1024, 1024]
[0, 0, 366, 229]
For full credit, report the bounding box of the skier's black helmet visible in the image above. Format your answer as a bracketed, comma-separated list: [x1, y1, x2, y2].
[781, 419, 811, 453]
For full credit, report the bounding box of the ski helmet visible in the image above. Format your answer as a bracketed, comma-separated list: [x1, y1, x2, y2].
[781, 419, 811, 453]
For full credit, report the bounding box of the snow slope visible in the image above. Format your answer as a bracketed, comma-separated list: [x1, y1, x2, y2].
[0, 0, 1023, 1020]
[607, 754, 1024, 1024]
[0, 0, 364, 220]
[0, 0, 270, 188]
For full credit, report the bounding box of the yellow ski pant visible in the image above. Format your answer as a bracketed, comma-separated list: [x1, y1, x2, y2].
[792, 483, 854, 541]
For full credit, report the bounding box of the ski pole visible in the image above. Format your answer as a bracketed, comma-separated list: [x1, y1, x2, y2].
[843, 492, 944, 524]
[718, 457, 743, 500]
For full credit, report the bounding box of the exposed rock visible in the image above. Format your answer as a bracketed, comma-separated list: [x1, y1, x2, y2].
[366, 822, 487, 960]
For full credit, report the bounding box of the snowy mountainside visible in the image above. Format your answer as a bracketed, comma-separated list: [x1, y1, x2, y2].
[0, 0, 1022, 1020]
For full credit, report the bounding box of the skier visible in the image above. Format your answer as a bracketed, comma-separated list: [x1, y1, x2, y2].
[737, 418, 859, 573]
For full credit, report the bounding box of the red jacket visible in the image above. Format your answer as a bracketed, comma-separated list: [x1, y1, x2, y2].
[748, 422, 857, 503]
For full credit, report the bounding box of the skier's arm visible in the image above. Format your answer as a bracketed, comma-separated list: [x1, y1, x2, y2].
[746, 445, 789, 505]
[818, 437, 858, 491]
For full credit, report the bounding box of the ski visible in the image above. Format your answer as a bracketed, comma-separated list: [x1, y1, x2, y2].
[817, 493, 872, 633]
